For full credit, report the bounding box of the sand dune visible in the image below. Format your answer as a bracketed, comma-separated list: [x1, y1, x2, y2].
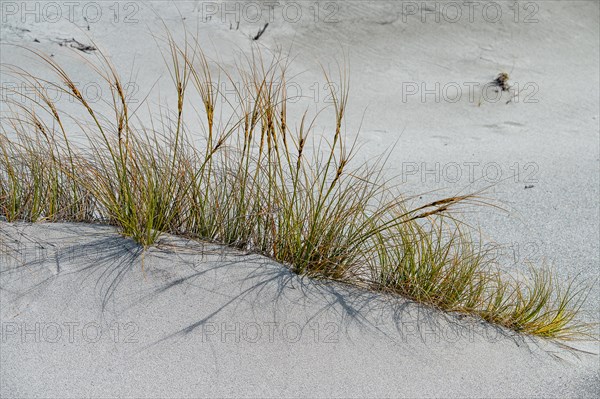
[1, 1, 598, 397]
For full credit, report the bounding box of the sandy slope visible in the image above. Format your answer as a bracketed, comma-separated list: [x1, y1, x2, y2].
[0, 222, 598, 398]
[1, 1, 599, 397]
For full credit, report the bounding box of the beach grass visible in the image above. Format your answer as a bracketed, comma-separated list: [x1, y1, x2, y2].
[0, 34, 592, 340]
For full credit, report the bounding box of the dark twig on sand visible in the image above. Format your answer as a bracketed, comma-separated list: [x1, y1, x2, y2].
[253, 23, 269, 41]
[56, 37, 97, 53]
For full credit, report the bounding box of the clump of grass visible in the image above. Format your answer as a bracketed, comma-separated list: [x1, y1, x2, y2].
[374, 219, 591, 340]
[0, 36, 593, 340]
[0, 96, 94, 222]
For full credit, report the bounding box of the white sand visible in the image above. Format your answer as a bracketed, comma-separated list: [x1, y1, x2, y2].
[1, 1, 598, 397]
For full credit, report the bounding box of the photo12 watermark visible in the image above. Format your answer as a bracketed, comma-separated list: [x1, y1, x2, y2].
[199, 321, 340, 344]
[196, 1, 340, 24]
[401, 1, 540, 24]
[401, 81, 539, 104]
[1, 81, 141, 105]
[400, 161, 540, 184]
[483, 240, 544, 266]
[0, 1, 141, 24]
[1, 321, 139, 344]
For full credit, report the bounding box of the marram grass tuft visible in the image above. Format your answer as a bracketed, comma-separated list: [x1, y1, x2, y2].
[0, 35, 594, 340]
